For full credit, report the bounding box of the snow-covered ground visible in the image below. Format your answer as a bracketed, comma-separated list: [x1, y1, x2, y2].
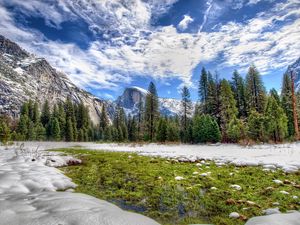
[1, 142, 300, 225]
[18, 141, 300, 173]
[0, 144, 159, 225]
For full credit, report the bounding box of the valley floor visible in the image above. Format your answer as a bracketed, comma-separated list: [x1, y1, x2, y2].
[0, 142, 300, 225]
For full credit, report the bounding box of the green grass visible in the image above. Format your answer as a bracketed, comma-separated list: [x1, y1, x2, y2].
[57, 148, 300, 225]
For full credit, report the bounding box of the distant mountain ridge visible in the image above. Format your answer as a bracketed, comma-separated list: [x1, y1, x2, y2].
[115, 86, 193, 116]
[0, 35, 110, 124]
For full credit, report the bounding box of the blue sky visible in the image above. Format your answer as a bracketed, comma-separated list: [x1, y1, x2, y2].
[0, 0, 299, 100]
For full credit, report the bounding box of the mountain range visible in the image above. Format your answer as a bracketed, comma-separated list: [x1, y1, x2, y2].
[0, 35, 185, 122]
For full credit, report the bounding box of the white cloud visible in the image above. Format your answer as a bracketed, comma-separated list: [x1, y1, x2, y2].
[0, 0, 300, 94]
[178, 15, 194, 30]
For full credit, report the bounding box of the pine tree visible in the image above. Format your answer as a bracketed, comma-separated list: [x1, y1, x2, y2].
[166, 120, 180, 142]
[100, 105, 109, 130]
[245, 65, 266, 113]
[219, 79, 238, 142]
[65, 98, 77, 141]
[281, 73, 294, 137]
[17, 114, 29, 140]
[0, 119, 11, 144]
[199, 67, 208, 112]
[145, 82, 159, 141]
[35, 122, 46, 140]
[41, 100, 51, 127]
[156, 117, 167, 142]
[231, 70, 247, 118]
[270, 88, 280, 105]
[57, 102, 66, 138]
[50, 118, 61, 141]
[192, 115, 221, 143]
[206, 72, 221, 122]
[227, 117, 246, 143]
[27, 121, 36, 140]
[247, 110, 266, 142]
[104, 126, 112, 141]
[32, 101, 39, 124]
[65, 117, 74, 142]
[265, 96, 288, 142]
[181, 86, 192, 142]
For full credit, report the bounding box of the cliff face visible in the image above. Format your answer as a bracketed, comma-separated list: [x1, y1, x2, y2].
[115, 86, 191, 116]
[0, 35, 108, 124]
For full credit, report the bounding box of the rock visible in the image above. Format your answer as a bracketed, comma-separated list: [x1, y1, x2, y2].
[283, 180, 292, 184]
[272, 202, 280, 206]
[175, 176, 184, 181]
[192, 171, 199, 175]
[263, 207, 281, 215]
[292, 196, 298, 199]
[245, 211, 300, 225]
[229, 212, 240, 218]
[230, 184, 242, 190]
[210, 187, 217, 190]
[279, 190, 289, 195]
[273, 179, 283, 185]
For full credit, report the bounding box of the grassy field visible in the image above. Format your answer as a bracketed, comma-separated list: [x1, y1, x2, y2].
[57, 148, 300, 225]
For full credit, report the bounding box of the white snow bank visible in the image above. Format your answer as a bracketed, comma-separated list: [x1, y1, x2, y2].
[0, 145, 159, 225]
[17, 141, 300, 173]
[245, 211, 300, 225]
[0, 192, 159, 225]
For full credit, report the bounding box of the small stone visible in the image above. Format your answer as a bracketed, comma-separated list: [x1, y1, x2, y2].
[292, 196, 298, 199]
[211, 187, 217, 190]
[273, 179, 283, 185]
[230, 184, 242, 190]
[263, 208, 281, 215]
[229, 212, 240, 218]
[279, 190, 289, 195]
[284, 180, 292, 184]
[192, 171, 199, 175]
[175, 176, 184, 181]
[272, 202, 280, 206]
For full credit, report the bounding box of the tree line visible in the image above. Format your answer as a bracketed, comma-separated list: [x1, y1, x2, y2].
[0, 65, 299, 144]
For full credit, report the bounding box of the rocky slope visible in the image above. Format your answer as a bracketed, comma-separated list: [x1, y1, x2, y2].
[287, 57, 300, 89]
[116, 86, 193, 116]
[0, 35, 110, 124]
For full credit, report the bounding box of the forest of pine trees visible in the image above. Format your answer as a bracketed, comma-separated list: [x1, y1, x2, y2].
[0, 65, 299, 144]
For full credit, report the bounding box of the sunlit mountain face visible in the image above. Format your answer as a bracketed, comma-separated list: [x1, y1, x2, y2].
[1, 0, 299, 100]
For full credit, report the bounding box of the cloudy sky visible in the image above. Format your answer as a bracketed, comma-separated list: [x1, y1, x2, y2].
[0, 0, 299, 100]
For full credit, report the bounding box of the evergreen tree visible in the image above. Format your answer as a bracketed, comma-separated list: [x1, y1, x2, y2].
[41, 100, 51, 127]
[104, 126, 112, 141]
[199, 67, 208, 111]
[100, 105, 109, 130]
[265, 96, 288, 142]
[166, 120, 180, 142]
[32, 101, 39, 124]
[0, 119, 11, 144]
[35, 122, 46, 140]
[156, 117, 167, 142]
[27, 121, 36, 140]
[65, 117, 74, 142]
[245, 65, 266, 113]
[50, 118, 61, 141]
[206, 72, 221, 122]
[281, 73, 294, 137]
[65, 98, 77, 141]
[247, 110, 266, 142]
[57, 102, 66, 138]
[227, 117, 246, 143]
[270, 88, 280, 105]
[231, 70, 247, 118]
[145, 82, 159, 141]
[192, 115, 221, 143]
[180, 86, 193, 142]
[17, 114, 29, 140]
[219, 79, 238, 142]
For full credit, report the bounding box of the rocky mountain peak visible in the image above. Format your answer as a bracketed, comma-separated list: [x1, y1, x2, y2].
[0, 35, 109, 124]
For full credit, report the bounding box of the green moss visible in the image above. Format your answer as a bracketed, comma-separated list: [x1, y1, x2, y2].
[57, 148, 300, 225]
